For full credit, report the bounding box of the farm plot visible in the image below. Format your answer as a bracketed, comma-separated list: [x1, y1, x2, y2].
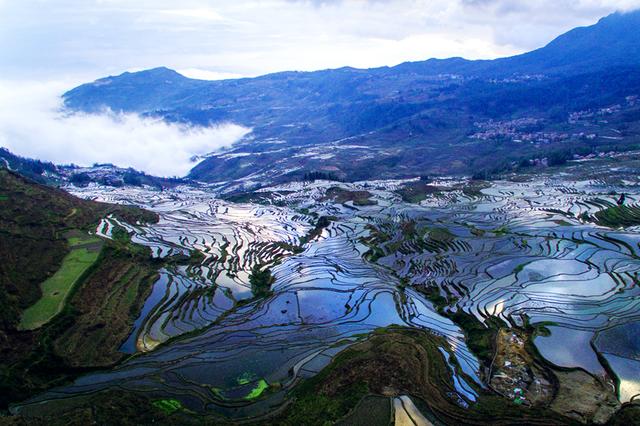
[19, 231, 102, 330]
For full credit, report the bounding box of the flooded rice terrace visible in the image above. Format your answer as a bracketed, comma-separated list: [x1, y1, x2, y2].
[15, 172, 640, 416]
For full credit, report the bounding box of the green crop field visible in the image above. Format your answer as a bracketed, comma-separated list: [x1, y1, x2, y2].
[19, 233, 102, 330]
[67, 234, 100, 247]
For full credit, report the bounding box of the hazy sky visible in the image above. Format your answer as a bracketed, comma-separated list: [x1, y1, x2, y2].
[2, 0, 640, 83]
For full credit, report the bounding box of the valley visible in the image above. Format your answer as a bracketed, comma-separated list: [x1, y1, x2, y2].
[4, 153, 640, 424]
[2, 5, 640, 425]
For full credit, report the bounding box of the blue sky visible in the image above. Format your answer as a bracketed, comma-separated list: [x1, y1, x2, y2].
[1, 0, 639, 83]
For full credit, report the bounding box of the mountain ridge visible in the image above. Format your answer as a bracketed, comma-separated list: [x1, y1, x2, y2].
[61, 10, 640, 185]
[65, 9, 640, 110]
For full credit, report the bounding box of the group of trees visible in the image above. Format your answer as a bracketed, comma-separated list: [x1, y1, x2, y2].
[301, 171, 341, 182]
[69, 169, 188, 189]
[0, 148, 57, 183]
[469, 149, 576, 180]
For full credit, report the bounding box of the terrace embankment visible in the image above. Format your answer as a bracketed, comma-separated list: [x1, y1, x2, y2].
[51, 245, 160, 367]
[5, 171, 640, 425]
[0, 169, 156, 333]
[489, 326, 619, 423]
[0, 327, 580, 425]
[274, 327, 578, 426]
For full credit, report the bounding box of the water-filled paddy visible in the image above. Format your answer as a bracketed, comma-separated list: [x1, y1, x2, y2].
[13, 172, 640, 416]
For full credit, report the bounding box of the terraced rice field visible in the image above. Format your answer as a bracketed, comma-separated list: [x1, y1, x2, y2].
[90, 187, 313, 351]
[12, 169, 640, 418]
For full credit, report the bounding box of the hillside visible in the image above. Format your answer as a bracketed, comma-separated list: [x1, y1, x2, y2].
[395, 10, 640, 77]
[60, 11, 640, 185]
[58, 12, 640, 187]
[64, 11, 640, 115]
[4, 156, 640, 424]
[0, 169, 159, 406]
[0, 148, 58, 184]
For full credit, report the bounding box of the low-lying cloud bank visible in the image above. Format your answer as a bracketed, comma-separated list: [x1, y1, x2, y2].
[0, 80, 250, 177]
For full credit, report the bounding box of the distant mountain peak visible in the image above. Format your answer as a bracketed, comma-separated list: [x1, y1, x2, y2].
[63, 66, 204, 112]
[133, 66, 183, 77]
[60, 8, 640, 184]
[112, 66, 186, 82]
[599, 8, 640, 22]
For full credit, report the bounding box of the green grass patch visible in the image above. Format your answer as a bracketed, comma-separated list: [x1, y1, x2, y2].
[244, 379, 269, 400]
[323, 187, 377, 206]
[493, 225, 510, 236]
[299, 215, 335, 246]
[19, 235, 102, 330]
[151, 398, 182, 414]
[237, 371, 255, 385]
[427, 227, 454, 242]
[593, 204, 640, 228]
[513, 262, 530, 274]
[67, 235, 101, 247]
[396, 181, 444, 203]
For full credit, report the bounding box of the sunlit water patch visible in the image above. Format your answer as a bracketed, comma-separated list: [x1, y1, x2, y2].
[14, 183, 480, 418]
[595, 321, 640, 402]
[16, 173, 640, 417]
[69, 185, 313, 347]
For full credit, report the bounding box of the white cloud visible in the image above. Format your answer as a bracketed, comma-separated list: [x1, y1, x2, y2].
[159, 8, 226, 21]
[0, 80, 251, 177]
[177, 68, 246, 80]
[1, 0, 639, 81]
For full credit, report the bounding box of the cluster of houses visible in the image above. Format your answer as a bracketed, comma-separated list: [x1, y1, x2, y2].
[470, 117, 577, 144]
